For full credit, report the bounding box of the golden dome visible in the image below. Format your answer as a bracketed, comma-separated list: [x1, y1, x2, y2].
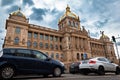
[10, 8, 26, 19]
[59, 5, 79, 23]
[100, 31, 109, 39]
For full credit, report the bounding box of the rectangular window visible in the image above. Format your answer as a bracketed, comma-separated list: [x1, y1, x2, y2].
[50, 36, 53, 41]
[15, 27, 21, 34]
[54, 36, 58, 41]
[39, 42, 43, 48]
[28, 32, 32, 38]
[40, 33, 43, 40]
[45, 43, 49, 49]
[34, 33, 38, 39]
[45, 35, 49, 40]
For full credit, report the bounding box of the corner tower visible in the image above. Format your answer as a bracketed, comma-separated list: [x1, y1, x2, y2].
[58, 5, 81, 32]
[3, 8, 29, 48]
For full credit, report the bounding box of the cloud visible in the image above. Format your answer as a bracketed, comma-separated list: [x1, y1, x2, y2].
[30, 7, 47, 21]
[6, 5, 19, 13]
[22, 0, 34, 6]
[1, 0, 15, 6]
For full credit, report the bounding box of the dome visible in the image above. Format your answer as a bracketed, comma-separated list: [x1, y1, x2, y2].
[10, 8, 26, 19]
[59, 5, 79, 23]
[100, 35, 109, 39]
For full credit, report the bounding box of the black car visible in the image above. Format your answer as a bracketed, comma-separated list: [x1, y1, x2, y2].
[0, 48, 65, 79]
[69, 61, 80, 74]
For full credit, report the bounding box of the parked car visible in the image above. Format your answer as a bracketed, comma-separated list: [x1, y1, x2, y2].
[79, 57, 120, 75]
[69, 61, 80, 74]
[0, 48, 65, 79]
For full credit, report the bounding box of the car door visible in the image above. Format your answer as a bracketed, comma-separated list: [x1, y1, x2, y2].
[105, 58, 116, 71]
[98, 58, 111, 71]
[13, 49, 38, 73]
[31, 50, 53, 74]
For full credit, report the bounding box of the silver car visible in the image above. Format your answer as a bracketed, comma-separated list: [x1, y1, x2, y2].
[79, 57, 120, 75]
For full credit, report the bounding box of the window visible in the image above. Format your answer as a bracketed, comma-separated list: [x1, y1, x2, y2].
[33, 42, 37, 48]
[68, 21, 71, 26]
[40, 33, 43, 40]
[14, 37, 19, 45]
[15, 27, 20, 34]
[56, 53, 59, 59]
[32, 50, 47, 60]
[45, 35, 49, 40]
[77, 53, 80, 60]
[54, 36, 58, 41]
[34, 33, 38, 39]
[50, 36, 53, 41]
[3, 49, 15, 55]
[16, 49, 31, 57]
[45, 43, 49, 49]
[51, 53, 54, 58]
[39, 42, 43, 48]
[50, 44, 53, 49]
[28, 32, 32, 38]
[27, 40, 31, 48]
[98, 58, 108, 62]
[55, 45, 58, 50]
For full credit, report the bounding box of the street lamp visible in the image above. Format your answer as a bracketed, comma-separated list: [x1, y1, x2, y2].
[112, 36, 120, 65]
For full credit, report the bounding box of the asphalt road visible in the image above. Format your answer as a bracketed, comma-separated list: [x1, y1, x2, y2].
[14, 73, 120, 80]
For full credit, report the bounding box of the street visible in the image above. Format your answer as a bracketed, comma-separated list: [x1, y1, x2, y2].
[14, 73, 120, 80]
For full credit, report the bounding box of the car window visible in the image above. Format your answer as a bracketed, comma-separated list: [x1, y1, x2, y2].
[15, 49, 31, 58]
[0, 50, 3, 57]
[32, 50, 47, 60]
[98, 58, 108, 62]
[3, 49, 15, 55]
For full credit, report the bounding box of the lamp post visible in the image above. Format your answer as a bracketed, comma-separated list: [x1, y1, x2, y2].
[112, 36, 120, 65]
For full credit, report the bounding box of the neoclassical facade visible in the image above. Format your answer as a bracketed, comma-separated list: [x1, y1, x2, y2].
[3, 6, 117, 69]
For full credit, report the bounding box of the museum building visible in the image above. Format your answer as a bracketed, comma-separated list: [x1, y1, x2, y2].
[3, 5, 117, 68]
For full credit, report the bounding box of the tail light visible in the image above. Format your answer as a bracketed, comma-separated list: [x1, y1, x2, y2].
[89, 60, 96, 64]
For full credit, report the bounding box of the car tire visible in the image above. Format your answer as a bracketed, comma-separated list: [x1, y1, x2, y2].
[0, 66, 15, 79]
[53, 67, 62, 77]
[115, 67, 120, 75]
[97, 66, 105, 75]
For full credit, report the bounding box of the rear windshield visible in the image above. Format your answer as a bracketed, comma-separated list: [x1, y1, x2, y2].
[3, 49, 15, 55]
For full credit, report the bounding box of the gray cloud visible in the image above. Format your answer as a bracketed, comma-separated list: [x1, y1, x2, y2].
[90, 32, 99, 38]
[30, 7, 47, 21]
[94, 19, 109, 28]
[1, 0, 15, 6]
[6, 5, 19, 13]
[22, 0, 34, 6]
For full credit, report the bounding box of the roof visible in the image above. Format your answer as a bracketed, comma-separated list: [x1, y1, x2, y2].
[10, 8, 26, 19]
[59, 5, 79, 23]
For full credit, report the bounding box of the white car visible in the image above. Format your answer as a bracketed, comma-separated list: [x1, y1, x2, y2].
[79, 57, 120, 75]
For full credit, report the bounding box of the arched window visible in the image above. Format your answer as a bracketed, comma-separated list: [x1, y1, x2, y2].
[56, 53, 59, 59]
[81, 53, 83, 60]
[33, 41, 37, 48]
[77, 53, 80, 60]
[14, 37, 19, 45]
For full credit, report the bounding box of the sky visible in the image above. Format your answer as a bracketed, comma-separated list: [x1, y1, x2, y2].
[0, 0, 120, 58]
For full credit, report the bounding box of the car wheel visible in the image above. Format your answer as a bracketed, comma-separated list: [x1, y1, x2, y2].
[0, 66, 14, 79]
[115, 67, 120, 75]
[97, 66, 105, 75]
[53, 67, 62, 77]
